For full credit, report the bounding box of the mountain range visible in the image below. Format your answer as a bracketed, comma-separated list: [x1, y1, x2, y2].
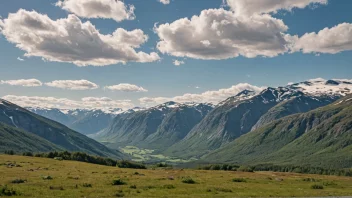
[1, 78, 352, 169]
[28, 108, 123, 135]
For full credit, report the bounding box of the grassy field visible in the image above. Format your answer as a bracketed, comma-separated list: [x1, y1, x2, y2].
[1, 155, 352, 197]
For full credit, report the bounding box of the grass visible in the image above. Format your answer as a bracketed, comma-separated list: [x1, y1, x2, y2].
[1, 155, 352, 197]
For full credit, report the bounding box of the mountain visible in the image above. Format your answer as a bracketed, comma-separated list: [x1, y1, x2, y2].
[203, 95, 352, 169]
[164, 85, 342, 159]
[94, 102, 213, 151]
[0, 122, 62, 153]
[28, 108, 122, 135]
[0, 99, 124, 158]
[251, 94, 339, 130]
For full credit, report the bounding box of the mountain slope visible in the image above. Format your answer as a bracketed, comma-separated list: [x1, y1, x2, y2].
[164, 88, 304, 158]
[95, 102, 213, 151]
[251, 94, 339, 130]
[0, 122, 62, 153]
[0, 99, 124, 158]
[203, 95, 352, 169]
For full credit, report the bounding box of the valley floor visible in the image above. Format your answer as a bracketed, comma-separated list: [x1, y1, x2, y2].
[1, 155, 352, 197]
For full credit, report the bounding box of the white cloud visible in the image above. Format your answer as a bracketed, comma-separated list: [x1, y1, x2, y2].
[139, 83, 264, 105]
[159, 0, 170, 5]
[0, 9, 160, 66]
[0, 79, 42, 87]
[17, 57, 24, 61]
[1, 95, 134, 110]
[293, 23, 352, 54]
[173, 60, 185, 66]
[45, 80, 99, 90]
[155, 9, 294, 60]
[226, 0, 327, 16]
[56, 0, 135, 22]
[104, 83, 148, 92]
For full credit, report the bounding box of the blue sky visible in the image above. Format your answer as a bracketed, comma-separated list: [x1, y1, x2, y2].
[0, 0, 351, 109]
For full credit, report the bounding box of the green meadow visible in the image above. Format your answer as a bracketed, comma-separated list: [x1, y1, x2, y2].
[1, 155, 352, 197]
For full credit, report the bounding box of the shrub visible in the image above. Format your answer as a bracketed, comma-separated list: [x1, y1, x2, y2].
[82, 183, 92, 188]
[130, 185, 137, 189]
[311, 184, 324, 189]
[238, 166, 254, 172]
[11, 179, 26, 184]
[22, 152, 33, 157]
[112, 179, 126, 186]
[0, 185, 17, 196]
[117, 160, 146, 169]
[4, 150, 15, 155]
[182, 177, 196, 184]
[303, 178, 320, 182]
[232, 178, 246, 183]
[163, 184, 175, 189]
[42, 176, 53, 180]
[49, 186, 64, 190]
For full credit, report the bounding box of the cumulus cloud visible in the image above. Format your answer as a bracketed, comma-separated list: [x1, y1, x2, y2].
[173, 60, 184, 66]
[159, 0, 170, 5]
[226, 0, 327, 16]
[2, 95, 134, 110]
[0, 79, 43, 87]
[56, 0, 135, 22]
[0, 9, 160, 66]
[17, 57, 24, 61]
[293, 23, 352, 54]
[45, 80, 99, 90]
[155, 9, 294, 60]
[105, 83, 148, 92]
[139, 83, 264, 105]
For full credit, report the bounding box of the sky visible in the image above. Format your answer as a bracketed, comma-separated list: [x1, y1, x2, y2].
[0, 0, 351, 110]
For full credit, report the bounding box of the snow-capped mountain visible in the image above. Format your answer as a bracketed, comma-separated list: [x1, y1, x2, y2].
[288, 78, 352, 96]
[27, 107, 123, 135]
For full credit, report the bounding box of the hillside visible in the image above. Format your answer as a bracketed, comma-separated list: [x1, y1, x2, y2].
[0, 99, 124, 158]
[0, 122, 62, 153]
[203, 95, 352, 169]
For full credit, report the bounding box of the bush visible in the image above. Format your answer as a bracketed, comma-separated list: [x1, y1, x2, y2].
[49, 186, 64, 190]
[112, 179, 126, 186]
[4, 150, 15, 155]
[302, 178, 321, 182]
[22, 152, 33, 157]
[117, 160, 146, 169]
[11, 179, 26, 184]
[130, 185, 137, 189]
[82, 183, 92, 188]
[238, 166, 254, 172]
[115, 190, 124, 197]
[182, 177, 196, 184]
[163, 184, 175, 189]
[311, 184, 324, 189]
[42, 176, 53, 180]
[232, 178, 246, 183]
[0, 185, 17, 196]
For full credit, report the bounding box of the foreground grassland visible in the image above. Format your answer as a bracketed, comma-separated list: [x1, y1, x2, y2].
[1, 155, 352, 197]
